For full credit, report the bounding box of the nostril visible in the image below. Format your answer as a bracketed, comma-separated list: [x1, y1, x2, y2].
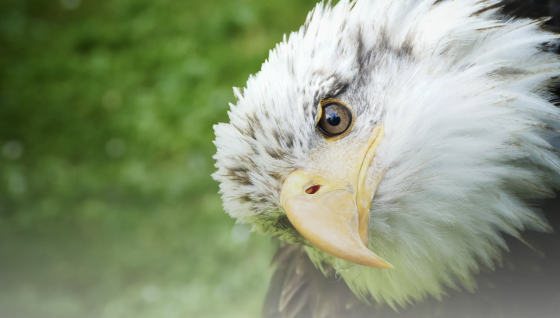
[305, 185, 321, 195]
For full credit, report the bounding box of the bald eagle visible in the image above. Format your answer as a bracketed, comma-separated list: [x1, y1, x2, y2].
[213, 0, 560, 317]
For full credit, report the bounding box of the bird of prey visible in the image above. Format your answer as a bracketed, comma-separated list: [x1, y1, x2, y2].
[212, 0, 560, 317]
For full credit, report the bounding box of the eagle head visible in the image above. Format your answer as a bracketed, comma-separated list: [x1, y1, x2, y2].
[213, 0, 560, 306]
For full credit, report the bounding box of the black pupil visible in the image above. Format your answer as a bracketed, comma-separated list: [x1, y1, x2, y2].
[326, 112, 341, 126]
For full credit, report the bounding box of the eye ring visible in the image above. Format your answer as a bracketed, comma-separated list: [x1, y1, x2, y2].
[316, 99, 354, 141]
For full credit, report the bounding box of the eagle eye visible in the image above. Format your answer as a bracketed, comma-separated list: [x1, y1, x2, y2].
[317, 99, 354, 140]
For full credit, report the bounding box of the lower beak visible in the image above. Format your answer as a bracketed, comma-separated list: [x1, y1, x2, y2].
[280, 126, 392, 269]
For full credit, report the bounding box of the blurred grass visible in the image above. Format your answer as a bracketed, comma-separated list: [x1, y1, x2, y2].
[0, 0, 318, 317]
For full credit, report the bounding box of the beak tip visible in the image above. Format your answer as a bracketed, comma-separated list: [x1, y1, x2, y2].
[377, 257, 394, 269]
[359, 249, 394, 269]
[370, 259, 394, 270]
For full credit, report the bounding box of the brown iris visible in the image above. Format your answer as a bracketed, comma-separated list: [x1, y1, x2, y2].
[317, 100, 353, 139]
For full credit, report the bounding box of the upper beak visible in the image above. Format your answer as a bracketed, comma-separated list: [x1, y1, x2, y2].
[280, 126, 392, 269]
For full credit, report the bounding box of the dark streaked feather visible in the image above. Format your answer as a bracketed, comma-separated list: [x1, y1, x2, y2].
[262, 241, 372, 318]
[502, 0, 558, 26]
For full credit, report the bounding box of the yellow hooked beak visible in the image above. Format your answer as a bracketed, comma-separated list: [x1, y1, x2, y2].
[280, 126, 392, 269]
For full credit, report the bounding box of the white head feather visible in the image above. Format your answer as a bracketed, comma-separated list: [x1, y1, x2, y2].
[213, 0, 560, 307]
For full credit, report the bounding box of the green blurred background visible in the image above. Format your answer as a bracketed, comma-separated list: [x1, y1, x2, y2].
[0, 0, 318, 317]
